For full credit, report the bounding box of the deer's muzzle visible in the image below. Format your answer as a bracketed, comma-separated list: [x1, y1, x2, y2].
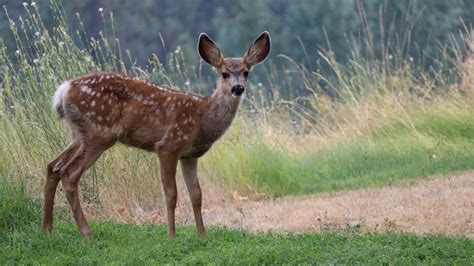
[231, 85, 245, 96]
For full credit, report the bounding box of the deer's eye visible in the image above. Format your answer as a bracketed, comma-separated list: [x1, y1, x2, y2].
[222, 72, 230, 79]
[243, 71, 249, 78]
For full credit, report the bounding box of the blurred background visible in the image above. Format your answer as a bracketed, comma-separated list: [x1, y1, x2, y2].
[2, 0, 474, 81]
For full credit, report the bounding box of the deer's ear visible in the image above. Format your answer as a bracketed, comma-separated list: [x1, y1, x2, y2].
[198, 33, 224, 68]
[243, 31, 271, 68]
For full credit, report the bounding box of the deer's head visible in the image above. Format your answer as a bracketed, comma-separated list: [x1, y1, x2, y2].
[198, 32, 271, 97]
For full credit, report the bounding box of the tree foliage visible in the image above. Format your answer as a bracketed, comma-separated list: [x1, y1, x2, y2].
[1, 0, 473, 76]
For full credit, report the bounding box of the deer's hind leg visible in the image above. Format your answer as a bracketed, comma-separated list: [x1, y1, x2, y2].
[42, 140, 81, 232]
[58, 136, 116, 238]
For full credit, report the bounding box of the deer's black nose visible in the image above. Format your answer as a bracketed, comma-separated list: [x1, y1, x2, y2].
[231, 85, 245, 96]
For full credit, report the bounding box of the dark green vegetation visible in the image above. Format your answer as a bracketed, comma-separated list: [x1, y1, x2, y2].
[1, 182, 473, 264]
[2, 1, 474, 83]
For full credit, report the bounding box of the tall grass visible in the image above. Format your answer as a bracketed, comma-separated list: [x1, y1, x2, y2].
[0, 1, 473, 221]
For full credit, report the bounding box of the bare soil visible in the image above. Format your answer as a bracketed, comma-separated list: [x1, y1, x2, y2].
[89, 172, 474, 237]
[188, 172, 474, 237]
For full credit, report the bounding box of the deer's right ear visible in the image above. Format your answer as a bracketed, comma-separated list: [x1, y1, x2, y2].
[198, 33, 224, 68]
[243, 31, 271, 69]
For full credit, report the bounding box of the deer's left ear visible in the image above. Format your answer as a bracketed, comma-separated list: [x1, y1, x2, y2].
[243, 31, 271, 69]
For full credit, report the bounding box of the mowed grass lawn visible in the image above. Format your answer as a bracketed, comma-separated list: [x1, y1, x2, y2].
[3, 223, 474, 264]
[1, 183, 473, 264]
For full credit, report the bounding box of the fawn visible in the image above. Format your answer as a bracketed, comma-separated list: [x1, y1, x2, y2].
[43, 32, 271, 239]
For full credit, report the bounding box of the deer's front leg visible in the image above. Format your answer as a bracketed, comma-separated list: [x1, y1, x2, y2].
[158, 153, 179, 239]
[180, 158, 205, 237]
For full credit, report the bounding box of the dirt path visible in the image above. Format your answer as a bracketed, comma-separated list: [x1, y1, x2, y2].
[185, 172, 474, 237]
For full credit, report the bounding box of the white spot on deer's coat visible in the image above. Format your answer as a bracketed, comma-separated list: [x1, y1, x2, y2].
[91, 91, 96, 96]
[81, 87, 92, 95]
[101, 105, 104, 111]
[91, 100, 96, 107]
[99, 75, 104, 82]
[108, 99, 112, 105]
[97, 116, 102, 121]
[85, 111, 96, 117]
[80, 101, 85, 105]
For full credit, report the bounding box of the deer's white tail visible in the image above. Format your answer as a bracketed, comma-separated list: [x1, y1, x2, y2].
[53, 81, 71, 118]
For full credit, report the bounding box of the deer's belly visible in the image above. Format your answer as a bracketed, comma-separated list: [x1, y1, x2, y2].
[180, 142, 213, 159]
[117, 127, 158, 152]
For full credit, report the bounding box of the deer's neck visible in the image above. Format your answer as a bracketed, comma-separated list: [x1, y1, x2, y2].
[201, 86, 242, 141]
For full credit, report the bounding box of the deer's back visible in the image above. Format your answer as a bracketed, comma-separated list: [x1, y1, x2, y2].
[58, 73, 206, 153]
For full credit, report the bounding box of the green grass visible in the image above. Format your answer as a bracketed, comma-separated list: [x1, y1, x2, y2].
[1, 183, 472, 264]
[210, 106, 474, 196]
[4, 223, 473, 264]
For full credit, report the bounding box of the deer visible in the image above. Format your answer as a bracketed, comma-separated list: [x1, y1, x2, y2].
[42, 32, 271, 239]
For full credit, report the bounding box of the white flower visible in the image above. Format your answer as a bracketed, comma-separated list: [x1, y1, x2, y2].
[409, 57, 414, 62]
[35, 31, 40, 37]
[15, 50, 20, 55]
[184, 80, 190, 86]
[59, 41, 64, 46]
[258, 82, 263, 87]
[98, 7, 103, 12]
[33, 59, 39, 64]
[31, 2, 36, 7]
[22, 2, 28, 7]
[388, 54, 393, 60]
